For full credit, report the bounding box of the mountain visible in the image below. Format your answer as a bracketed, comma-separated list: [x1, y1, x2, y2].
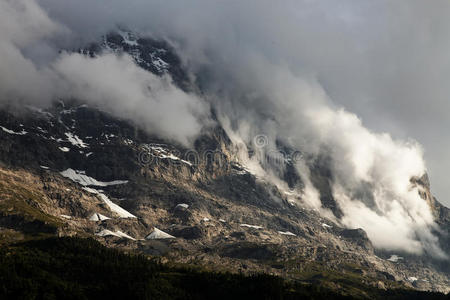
[0, 30, 448, 297]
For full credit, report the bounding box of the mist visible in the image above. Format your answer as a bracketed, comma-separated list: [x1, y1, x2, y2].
[2, 0, 449, 257]
[0, 0, 209, 146]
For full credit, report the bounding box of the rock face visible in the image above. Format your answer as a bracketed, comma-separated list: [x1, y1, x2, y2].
[340, 228, 374, 252]
[0, 30, 448, 293]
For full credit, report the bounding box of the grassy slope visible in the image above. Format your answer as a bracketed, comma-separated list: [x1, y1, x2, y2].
[0, 168, 63, 238]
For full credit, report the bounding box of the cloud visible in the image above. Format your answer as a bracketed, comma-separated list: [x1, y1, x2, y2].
[0, 0, 59, 105]
[216, 62, 442, 256]
[53, 53, 208, 145]
[0, 0, 209, 146]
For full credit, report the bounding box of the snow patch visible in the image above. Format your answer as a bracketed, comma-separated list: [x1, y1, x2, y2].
[65, 132, 88, 148]
[96, 229, 135, 240]
[59, 147, 70, 152]
[83, 187, 136, 219]
[117, 29, 139, 46]
[1, 126, 27, 135]
[387, 255, 404, 263]
[115, 230, 136, 240]
[240, 224, 263, 229]
[61, 108, 76, 115]
[123, 139, 133, 145]
[95, 229, 117, 237]
[61, 105, 87, 115]
[60, 214, 72, 219]
[144, 144, 192, 166]
[36, 126, 48, 134]
[40, 166, 49, 170]
[60, 168, 128, 187]
[176, 203, 189, 209]
[278, 231, 296, 236]
[89, 213, 111, 221]
[152, 57, 169, 71]
[407, 277, 418, 283]
[321, 223, 332, 229]
[145, 227, 175, 239]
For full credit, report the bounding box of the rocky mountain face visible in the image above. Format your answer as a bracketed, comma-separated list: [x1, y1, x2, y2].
[0, 31, 448, 295]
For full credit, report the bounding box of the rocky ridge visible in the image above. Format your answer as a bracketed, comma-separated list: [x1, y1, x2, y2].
[0, 30, 448, 294]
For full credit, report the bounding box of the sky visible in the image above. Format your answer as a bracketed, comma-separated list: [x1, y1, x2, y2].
[1, 0, 449, 256]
